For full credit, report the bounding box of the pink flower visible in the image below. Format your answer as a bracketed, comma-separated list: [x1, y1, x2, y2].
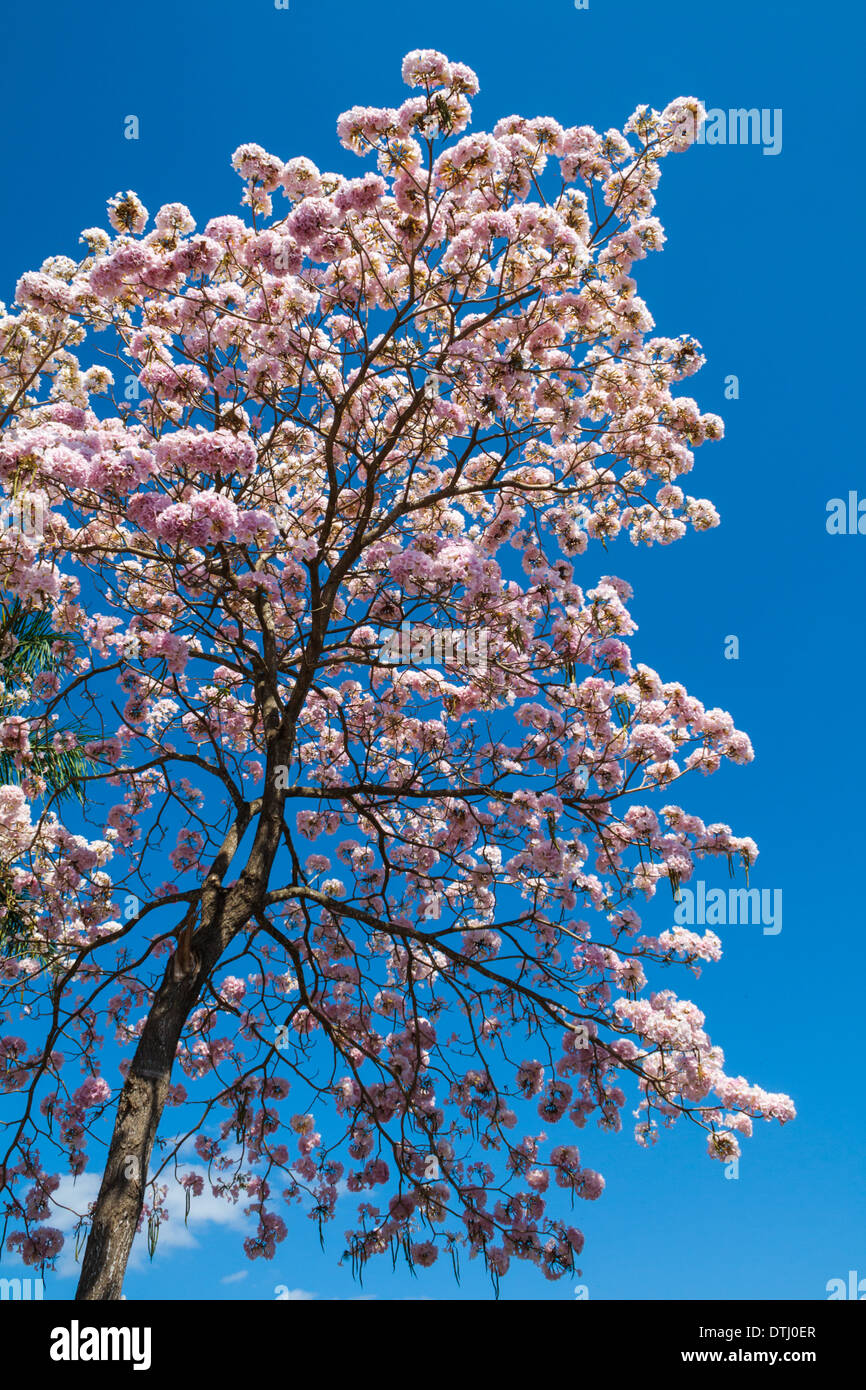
[73, 1076, 111, 1109]
[231, 143, 283, 190]
[401, 49, 453, 89]
[107, 190, 148, 234]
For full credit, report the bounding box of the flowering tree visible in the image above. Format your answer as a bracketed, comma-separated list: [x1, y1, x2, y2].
[0, 49, 793, 1301]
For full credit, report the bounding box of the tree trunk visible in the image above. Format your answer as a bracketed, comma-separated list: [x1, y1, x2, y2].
[74, 961, 204, 1299]
[75, 864, 267, 1298]
[75, 629, 315, 1297]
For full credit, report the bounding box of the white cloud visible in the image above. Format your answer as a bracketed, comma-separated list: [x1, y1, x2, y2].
[47, 1166, 248, 1284]
[221, 1270, 248, 1285]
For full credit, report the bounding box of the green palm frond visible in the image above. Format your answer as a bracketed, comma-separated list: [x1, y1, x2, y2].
[0, 734, 98, 804]
[0, 598, 60, 683]
[0, 595, 101, 957]
[0, 858, 60, 966]
[0, 596, 98, 801]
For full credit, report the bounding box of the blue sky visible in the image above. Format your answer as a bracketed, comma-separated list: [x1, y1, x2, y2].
[1, 0, 864, 1301]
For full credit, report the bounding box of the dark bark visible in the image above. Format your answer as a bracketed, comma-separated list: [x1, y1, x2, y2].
[74, 954, 207, 1299]
[75, 484, 339, 1297]
[75, 785, 280, 1297]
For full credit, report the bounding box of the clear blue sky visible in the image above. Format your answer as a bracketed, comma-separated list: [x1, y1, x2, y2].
[1, 0, 864, 1301]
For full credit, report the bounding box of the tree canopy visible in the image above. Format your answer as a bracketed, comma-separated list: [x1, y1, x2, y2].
[0, 49, 793, 1299]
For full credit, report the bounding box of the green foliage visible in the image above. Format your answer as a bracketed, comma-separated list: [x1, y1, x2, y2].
[0, 596, 97, 803]
[0, 733, 96, 806]
[0, 597, 59, 680]
[0, 594, 97, 962]
[0, 856, 61, 967]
